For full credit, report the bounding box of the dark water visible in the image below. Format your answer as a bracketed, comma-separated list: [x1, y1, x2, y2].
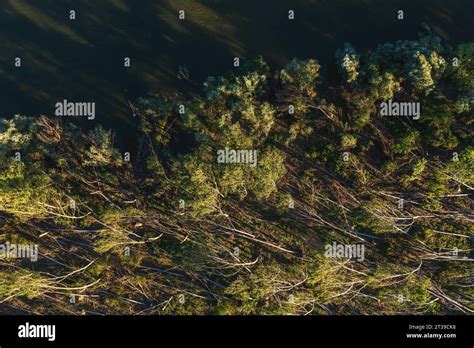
[1, 0, 473, 147]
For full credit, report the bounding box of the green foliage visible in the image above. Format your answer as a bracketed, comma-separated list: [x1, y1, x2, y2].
[369, 268, 437, 314]
[420, 103, 459, 150]
[280, 58, 320, 97]
[427, 148, 474, 198]
[393, 129, 420, 155]
[94, 207, 143, 254]
[340, 134, 357, 150]
[177, 156, 218, 216]
[367, 65, 401, 101]
[0, 270, 46, 300]
[410, 158, 427, 179]
[349, 201, 396, 235]
[451, 43, 474, 110]
[401, 158, 427, 185]
[83, 126, 122, 167]
[0, 159, 60, 218]
[368, 33, 446, 92]
[418, 228, 471, 251]
[0, 115, 37, 154]
[138, 94, 176, 145]
[248, 148, 286, 200]
[336, 43, 360, 84]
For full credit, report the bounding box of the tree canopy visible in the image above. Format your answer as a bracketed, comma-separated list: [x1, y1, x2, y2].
[0, 32, 472, 315]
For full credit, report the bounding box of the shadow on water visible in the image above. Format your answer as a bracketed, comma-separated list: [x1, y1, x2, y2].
[0, 0, 472, 148]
